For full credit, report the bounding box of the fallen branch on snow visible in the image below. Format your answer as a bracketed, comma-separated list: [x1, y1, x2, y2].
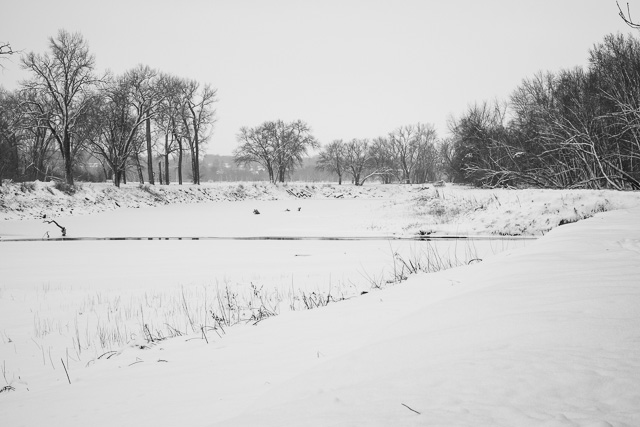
[44, 219, 66, 237]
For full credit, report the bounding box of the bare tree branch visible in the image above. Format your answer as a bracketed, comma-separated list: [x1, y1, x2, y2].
[618, 1, 640, 28]
[0, 42, 18, 70]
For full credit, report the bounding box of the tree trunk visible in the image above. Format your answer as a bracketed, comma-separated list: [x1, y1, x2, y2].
[266, 164, 274, 183]
[135, 153, 144, 184]
[164, 154, 170, 185]
[194, 126, 200, 185]
[158, 161, 163, 185]
[36, 155, 46, 181]
[63, 132, 74, 185]
[190, 147, 196, 184]
[10, 134, 20, 180]
[146, 116, 154, 185]
[189, 145, 198, 185]
[164, 133, 170, 185]
[177, 139, 183, 185]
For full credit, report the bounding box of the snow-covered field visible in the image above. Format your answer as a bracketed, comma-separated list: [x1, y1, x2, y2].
[1, 181, 640, 426]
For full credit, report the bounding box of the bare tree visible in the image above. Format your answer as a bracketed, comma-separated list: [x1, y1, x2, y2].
[234, 120, 317, 183]
[343, 138, 377, 186]
[21, 30, 99, 185]
[124, 65, 164, 185]
[235, 124, 277, 181]
[12, 88, 58, 181]
[153, 74, 186, 184]
[316, 140, 346, 184]
[178, 80, 217, 185]
[0, 88, 21, 181]
[84, 73, 155, 187]
[368, 136, 396, 184]
[271, 120, 318, 182]
[389, 123, 438, 184]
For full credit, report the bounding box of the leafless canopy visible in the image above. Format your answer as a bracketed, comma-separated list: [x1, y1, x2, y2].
[235, 120, 317, 183]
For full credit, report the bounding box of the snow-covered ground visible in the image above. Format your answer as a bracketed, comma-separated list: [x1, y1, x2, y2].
[1, 181, 640, 426]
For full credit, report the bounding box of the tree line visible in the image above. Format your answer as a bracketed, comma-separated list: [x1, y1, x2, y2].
[0, 30, 217, 187]
[234, 32, 640, 189]
[4, 30, 640, 190]
[445, 32, 640, 190]
[314, 123, 439, 186]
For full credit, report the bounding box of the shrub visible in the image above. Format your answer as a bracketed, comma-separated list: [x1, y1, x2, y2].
[54, 181, 80, 195]
[20, 182, 37, 193]
[138, 184, 165, 202]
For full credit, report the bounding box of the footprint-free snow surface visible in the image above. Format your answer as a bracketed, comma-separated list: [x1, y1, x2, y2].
[1, 183, 640, 426]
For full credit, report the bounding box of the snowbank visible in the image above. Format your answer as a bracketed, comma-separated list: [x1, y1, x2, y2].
[0, 181, 394, 221]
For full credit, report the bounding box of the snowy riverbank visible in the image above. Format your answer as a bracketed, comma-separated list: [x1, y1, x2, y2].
[3, 180, 640, 236]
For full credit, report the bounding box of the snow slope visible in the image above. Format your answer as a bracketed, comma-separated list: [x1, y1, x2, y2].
[2, 200, 639, 425]
[211, 208, 640, 426]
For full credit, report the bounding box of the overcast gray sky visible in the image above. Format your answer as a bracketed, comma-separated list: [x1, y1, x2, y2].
[1, 0, 635, 155]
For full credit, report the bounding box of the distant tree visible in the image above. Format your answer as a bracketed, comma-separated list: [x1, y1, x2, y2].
[0, 89, 21, 181]
[21, 30, 99, 185]
[234, 120, 318, 183]
[11, 88, 59, 181]
[343, 138, 376, 186]
[368, 136, 396, 184]
[84, 73, 155, 187]
[154, 74, 184, 184]
[316, 139, 346, 184]
[437, 137, 460, 182]
[388, 123, 438, 184]
[448, 100, 513, 186]
[271, 120, 318, 182]
[122, 65, 164, 185]
[235, 124, 276, 181]
[178, 80, 217, 185]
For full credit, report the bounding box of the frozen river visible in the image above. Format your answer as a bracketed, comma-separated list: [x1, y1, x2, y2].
[0, 199, 529, 292]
